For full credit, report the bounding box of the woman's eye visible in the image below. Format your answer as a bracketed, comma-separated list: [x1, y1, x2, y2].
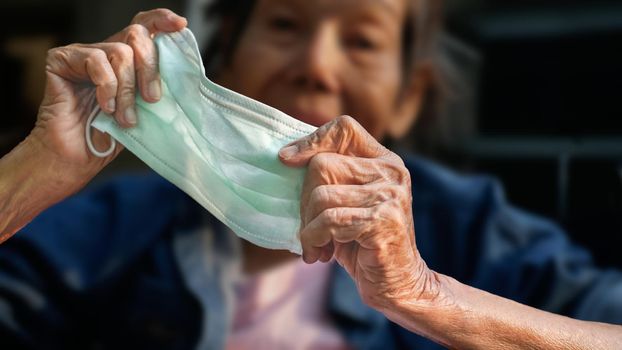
[347, 36, 377, 51]
[269, 16, 298, 32]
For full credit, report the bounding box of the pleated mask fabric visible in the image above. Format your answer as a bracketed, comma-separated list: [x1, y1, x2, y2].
[87, 28, 317, 254]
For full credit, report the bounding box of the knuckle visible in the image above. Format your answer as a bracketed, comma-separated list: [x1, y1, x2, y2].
[383, 159, 410, 185]
[46, 46, 62, 59]
[308, 153, 331, 173]
[326, 207, 340, 224]
[85, 49, 107, 65]
[308, 156, 320, 172]
[396, 183, 413, 205]
[127, 23, 146, 35]
[333, 115, 363, 152]
[310, 185, 331, 206]
[154, 8, 175, 17]
[385, 150, 404, 163]
[373, 142, 390, 158]
[377, 185, 401, 203]
[399, 166, 412, 188]
[125, 24, 147, 42]
[45, 47, 66, 66]
[336, 115, 355, 129]
[131, 11, 147, 23]
[383, 201, 403, 223]
[109, 43, 134, 61]
[321, 208, 341, 226]
[395, 164, 409, 182]
[334, 116, 352, 142]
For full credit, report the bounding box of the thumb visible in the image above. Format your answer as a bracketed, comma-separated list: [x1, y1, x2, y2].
[279, 115, 388, 167]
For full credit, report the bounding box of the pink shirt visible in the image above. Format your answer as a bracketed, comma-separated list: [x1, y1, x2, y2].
[225, 258, 351, 350]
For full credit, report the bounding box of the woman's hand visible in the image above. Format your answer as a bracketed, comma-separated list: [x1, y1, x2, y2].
[280, 115, 622, 349]
[279, 115, 440, 312]
[31, 9, 186, 172]
[0, 9, 186, 243]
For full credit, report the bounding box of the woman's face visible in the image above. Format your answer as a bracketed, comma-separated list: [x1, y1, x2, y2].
[219, 0, 424, 140]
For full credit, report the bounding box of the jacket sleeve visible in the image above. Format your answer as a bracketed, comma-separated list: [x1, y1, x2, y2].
[407, 156, 622, 325]
[0, 174, 187, 347]
[460, 180, 622, 324]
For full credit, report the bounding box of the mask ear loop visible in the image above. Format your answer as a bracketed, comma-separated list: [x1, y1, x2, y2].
[85, 106, 116, 158]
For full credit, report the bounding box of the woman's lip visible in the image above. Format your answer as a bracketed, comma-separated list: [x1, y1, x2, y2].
[282, 108, 333, 127]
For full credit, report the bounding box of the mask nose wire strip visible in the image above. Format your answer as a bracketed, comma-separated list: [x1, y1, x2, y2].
[85, 106, 116, 158]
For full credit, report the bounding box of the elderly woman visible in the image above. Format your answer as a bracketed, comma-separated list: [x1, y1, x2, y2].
[0, 2, 621, 349]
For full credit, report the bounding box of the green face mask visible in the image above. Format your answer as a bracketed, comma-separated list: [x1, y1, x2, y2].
[86, 28, 316, 254]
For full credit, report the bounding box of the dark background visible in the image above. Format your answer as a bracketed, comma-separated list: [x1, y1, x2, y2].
[1, 0, 621, 268]
[445, 0, 622, 269]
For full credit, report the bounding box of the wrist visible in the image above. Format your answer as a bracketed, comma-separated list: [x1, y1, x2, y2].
[382, 256, 448, 312]
[380, 267, 464, 345]
[20, 135, 81, 193]
[390, 267, 451, 315]
[0, 134, 98, 242]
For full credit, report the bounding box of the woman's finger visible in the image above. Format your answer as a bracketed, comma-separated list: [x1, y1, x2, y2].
[300, 206, 374, 263]
[86, 50, 119, 116]
[300, 153, 408, 214]
[103, 9, 187, 103]
[106, 9, 187, 43]
[52, 42, 138, 127]
[45, 46, 118, 114]
[302, 183, 406, 226]
[94, 43, 137, 128]
[279, 115, 390, 167]
[130, 8, 187, 34]
[122, 24, 160, 102]
[299, 201, 407, 264]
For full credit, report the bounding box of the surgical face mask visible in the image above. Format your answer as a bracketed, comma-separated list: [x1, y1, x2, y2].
[85, 28, 316, 254]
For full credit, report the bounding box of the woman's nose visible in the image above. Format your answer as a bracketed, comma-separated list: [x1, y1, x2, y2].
[290, 24, 342, 94]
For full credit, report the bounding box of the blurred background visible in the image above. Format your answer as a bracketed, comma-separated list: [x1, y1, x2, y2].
[1, 0, 621, 268]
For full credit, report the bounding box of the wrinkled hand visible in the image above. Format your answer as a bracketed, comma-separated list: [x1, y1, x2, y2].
[279, 116, 439, 312]
[31, 9, 186, 172]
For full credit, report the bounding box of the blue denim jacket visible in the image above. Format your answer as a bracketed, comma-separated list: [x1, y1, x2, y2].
[1, 156, 621, 349]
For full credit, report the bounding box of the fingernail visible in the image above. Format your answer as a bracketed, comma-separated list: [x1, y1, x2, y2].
[148, 80, 161, 101]
[106, 98, 116, 112]
[125, 107, 137, 125]
[279, 145, 299, 159]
